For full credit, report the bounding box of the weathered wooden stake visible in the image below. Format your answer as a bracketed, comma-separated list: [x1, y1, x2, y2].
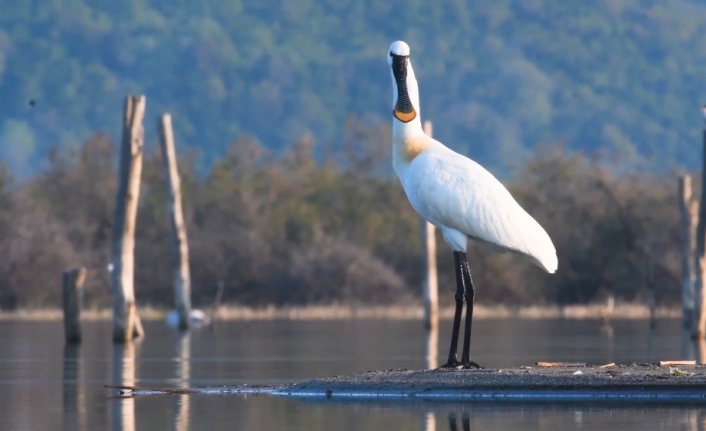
[158, 113, 192, 331]
[111, 95, 146, 342]
[63, 267, 86, 344]
[679, 176, 697, 328]
[694, 119, 706, 339]
[421, 120, 438, 332]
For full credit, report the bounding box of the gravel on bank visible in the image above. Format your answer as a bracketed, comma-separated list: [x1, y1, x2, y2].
[114, 363, 706, 402]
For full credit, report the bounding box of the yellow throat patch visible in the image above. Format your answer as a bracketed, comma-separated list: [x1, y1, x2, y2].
[397, 136, 427, 163]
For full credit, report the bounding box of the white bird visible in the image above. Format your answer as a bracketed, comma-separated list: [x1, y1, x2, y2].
[387, 40, 557, 368]
[166, 309, 210, 328]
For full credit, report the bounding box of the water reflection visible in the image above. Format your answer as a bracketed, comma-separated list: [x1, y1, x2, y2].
[421, 411, 435, 431]
[679, 330, 706, 364]
[423, 327, 438, 369]
[686, 409, 706, 431]
[599, 322, 614, 364]
[111, 342, 137, 431]
[696, 336, 706, 365]
[4, 319, 706, 431]
[447, 411, 469, 431]
[172, 333, 190, 431]
[682, 330, 696, 361]
[62, 344, 84, 431]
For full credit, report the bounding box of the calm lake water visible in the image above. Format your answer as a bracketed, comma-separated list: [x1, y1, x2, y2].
[0, 317, 704, 431]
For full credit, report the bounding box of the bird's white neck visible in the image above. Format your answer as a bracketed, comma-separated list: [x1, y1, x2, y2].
[393, 118, 424, 138]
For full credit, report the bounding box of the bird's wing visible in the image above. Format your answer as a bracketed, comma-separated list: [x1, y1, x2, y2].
[404, 149, 557, 273]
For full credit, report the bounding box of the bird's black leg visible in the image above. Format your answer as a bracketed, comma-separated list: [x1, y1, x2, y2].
[448, 412, 458, 431]
[462, 412, 470, 431]
[441, 251, 465, 368]
[460, 254, 481, 368]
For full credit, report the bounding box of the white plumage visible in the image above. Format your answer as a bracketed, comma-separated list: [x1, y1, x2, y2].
[387, 40, 556, 368]
[388, 41, 557, 274]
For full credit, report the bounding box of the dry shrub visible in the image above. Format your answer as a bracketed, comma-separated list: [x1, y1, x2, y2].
[287, 234, 412, 305]
[0, 130, 688, 309]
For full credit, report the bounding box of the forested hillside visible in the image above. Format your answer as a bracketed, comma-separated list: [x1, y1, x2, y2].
[2, 0, 706, 175]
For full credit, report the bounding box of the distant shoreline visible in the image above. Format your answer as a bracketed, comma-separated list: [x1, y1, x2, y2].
[0, 303, 680, 321]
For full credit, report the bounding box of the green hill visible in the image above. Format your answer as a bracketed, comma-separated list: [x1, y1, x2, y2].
[2, 0, 706, 175]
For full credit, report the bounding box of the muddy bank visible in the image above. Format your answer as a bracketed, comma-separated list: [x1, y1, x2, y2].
[116, 363, 706, 402]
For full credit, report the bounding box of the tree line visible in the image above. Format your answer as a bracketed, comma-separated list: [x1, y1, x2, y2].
[3, 0, 706, 177]
[0, 118, 685, 310]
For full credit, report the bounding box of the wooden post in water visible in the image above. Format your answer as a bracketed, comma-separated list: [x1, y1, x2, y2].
[694, 108, 706, 339]
[62, 267, 86, 344]
[158, 113, 192, 331]
[111, 95, 146, 342]
[679, 176, 697, 329]
[421, 120, 438, 333]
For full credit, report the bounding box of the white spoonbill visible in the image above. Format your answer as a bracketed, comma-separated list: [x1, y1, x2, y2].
[387, 40, 557, 368]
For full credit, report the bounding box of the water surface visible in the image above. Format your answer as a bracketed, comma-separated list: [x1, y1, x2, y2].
[0, 318, 702, 430]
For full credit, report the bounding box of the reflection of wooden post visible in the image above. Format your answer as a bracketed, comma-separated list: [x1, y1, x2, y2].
[173, 333, 190, 431]
[63, 267, 86, 344]
[599, 294, 614, 327]
[111, 342, 136, 431]
[423, 327, 438, 370]
[158, 114, 191, 331]
[644, 244, 656, 329]
[682, 329, 696, 361]
[679, 176, 697, 329]
[112, 95, 146, 342]
[420, 411, 435, 431]
[697, 336, 706, 365]
[421, 120, 438, 331]
[62, 344, 80, 430]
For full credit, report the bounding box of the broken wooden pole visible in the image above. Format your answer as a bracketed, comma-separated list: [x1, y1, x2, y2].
[421, 120, 438, 332]
[62, 267, 86, 344]
[679, 176, 697, 329]
[536, 362, 586, 367]
[111, 95, 146, 342]
[658, 360, 696, 366]
[158, 113, 192, 331]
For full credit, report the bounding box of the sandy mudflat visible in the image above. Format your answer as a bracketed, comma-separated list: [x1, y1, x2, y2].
[117, 363, 706, 402]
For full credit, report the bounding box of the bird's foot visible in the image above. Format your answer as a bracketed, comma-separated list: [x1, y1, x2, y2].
[463, 360, 483, 369]
[439, 358, 463, 369]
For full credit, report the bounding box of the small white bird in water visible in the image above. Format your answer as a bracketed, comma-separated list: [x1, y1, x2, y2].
[387, 40, 557, 368]
[166, 309, 210, 328]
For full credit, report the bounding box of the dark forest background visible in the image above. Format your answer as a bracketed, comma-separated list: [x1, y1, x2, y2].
[0, 123, 686, 310]
[3, 0, 706, 176]
[0, 0, 703, 309]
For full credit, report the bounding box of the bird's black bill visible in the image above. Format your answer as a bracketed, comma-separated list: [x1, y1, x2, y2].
[391, 54, 416, 122]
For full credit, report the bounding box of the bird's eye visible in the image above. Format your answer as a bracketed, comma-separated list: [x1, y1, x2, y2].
[389, 51, 393, 57]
